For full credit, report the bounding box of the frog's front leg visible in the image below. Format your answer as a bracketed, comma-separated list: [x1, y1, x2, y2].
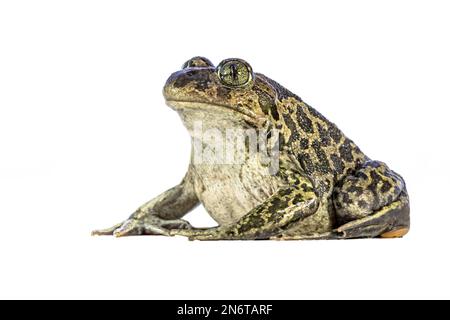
[92, 171, 199, 237]
[171, 182, 319, 240]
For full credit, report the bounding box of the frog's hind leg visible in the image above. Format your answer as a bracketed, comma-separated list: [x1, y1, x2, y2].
[272, 192, 409, 240]
[332, 160, 410, 239]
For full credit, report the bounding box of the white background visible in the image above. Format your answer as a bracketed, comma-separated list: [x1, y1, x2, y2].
[1, 0, 449, 299]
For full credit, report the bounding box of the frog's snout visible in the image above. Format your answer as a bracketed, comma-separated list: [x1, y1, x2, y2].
[163, 70, 181, 100]
[163, 70, 190, 101]
[163, 68, 215, 102]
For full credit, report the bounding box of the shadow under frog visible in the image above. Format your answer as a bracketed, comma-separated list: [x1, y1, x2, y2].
[93, 57, 410, 240]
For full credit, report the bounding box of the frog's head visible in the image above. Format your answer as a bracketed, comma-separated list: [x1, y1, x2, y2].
[163, 57, 284, 129]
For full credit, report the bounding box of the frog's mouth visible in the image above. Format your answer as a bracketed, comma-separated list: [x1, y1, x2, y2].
[165, 100, 266, 127]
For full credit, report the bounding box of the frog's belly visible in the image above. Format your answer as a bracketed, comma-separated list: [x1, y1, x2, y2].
[191, 161, 284, 226]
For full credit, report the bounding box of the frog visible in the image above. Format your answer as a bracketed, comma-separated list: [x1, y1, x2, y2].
[92, 56, 410, 240]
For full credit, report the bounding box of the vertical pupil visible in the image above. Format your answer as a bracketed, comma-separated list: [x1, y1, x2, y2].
[230, 64, 238, 81]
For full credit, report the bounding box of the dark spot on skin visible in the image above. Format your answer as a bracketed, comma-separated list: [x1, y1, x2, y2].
[256, 90, 271, 114]
[368, 161, 381, 168]
[299, 153, 315, 174]
[366, 169, 383, 208]
[347, 185, 364, 196]
[266, 196, 292, 224]
[356, 171, 368, 180]
[317, 123, 331, 146]
[328, 125, 342, 144]
[267, 198, 283, 214]
[292, 193, 303, 205]
[236, 214, 266, 234]
[300, 183, 314, 193]
[339, 139, 354, 162]
[342, 193, 352, 205]
[330, 154, 345, 175]
[300, 138, 309, 149]
[282, 114, 300, 143]
[296, 107, 314, 133]
[312, 140, 331, 174]
[268, 213, 284, 224]
[317, 180, 331, 194]
[271, 109, 280, 121]
[278, 188, 292, 198]
[256, 89, 279, 120]
[277, 134, 285, 149]
[381, 181, 392, 193]
[387, 195, 393, 203]
[369, 170, 382, 184]
[357, 200, 368, 208]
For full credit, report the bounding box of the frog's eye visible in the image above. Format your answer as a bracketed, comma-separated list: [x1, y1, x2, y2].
[182, 56, 214, 69]
[216, 58, 254, 88]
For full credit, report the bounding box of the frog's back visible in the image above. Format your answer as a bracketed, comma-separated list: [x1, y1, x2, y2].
[259, 74, 369, 193]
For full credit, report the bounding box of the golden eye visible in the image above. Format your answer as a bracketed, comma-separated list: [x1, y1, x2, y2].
[216, 58, 254, 87]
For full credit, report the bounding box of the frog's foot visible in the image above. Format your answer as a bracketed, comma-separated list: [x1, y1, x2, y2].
[92, 215, 192, 237]
[335, 193, 410, 239]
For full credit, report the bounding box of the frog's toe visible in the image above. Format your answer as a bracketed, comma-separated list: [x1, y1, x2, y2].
[91, 223, 123, 236]
[113, 218, 171, 237]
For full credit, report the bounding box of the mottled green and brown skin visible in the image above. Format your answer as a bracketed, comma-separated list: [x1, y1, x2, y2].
[93, 57, 409, 240]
